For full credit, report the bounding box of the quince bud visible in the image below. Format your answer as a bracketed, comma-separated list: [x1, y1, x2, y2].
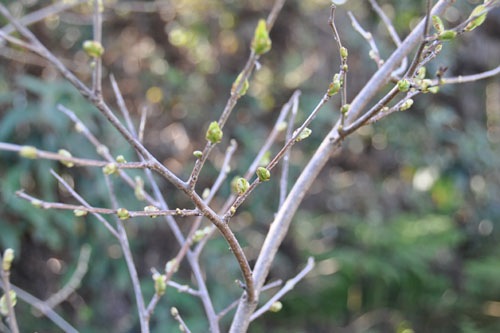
[117, 208, 130, 220]
[165, 258, 178, 274]
[73, 209, 88, 217]
[115, 155, 127, 163]
[153, 272, 166, 296]
[340, 104, 350, 115]
[399, 99, 414, 111]
[0, 290, 17, 316]
[193, 150, 203, 159]
[205, 121, 223, 144]
[58, 149, 74, 168]
[103, 163, 118, 175]
[83, 40, 104, 58]
[231, 72, 250, 97]
[251, 19, 272, 55]
[397, 79, 411, 92]
[19, 146, 38, 159]
[328, 74, 341, 96]
[340, 46, 348, 59]
[294, 127, 312, 142]
[256, 167, 271, 182]
[236, 177, 249, 195]
[269, 301, 283, 312]
[144, 205, 159, 218]
[2, 249, 14, 272]
[432, 15, 445, 33]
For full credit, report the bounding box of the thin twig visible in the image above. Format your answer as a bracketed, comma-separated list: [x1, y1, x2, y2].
[250, 257, 315, 321]
[0, 281, 79, 333]
[92, 0, 103, 97]
[44, 245, 92, 309]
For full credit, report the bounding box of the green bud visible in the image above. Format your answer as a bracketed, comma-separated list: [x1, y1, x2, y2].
[2, 249, 14, 272]
[251, 19, 272, 55]
[432, 15, 445, 33]
[428, 86, 440, 94]
[73, 209, 88, 217]
[58, 149, 74, 168]
[340, 46, 348, 59]
[0, 290, 17, 316]
[399, 99, 414, 111]
[438, 30, 457, 41]
[236, 177, 250, 195]
[116, 155, 127, 163]
[171, 307, 179, 317]
[294, 127, 312, 142]
[328, 74, 341, 96]
[153, 272, 166, 296]
[269, 301, 283, 312]
[397, 79, 411, 92]
[230, 206, 236, 215]
[340, 104, 350, 115]
[465, 5, 487, 32]
[205, 121, 223, 144]
[192, 226, 211, 243]
[416, 67, 426, 80]
[256, 167, 271, 182]
[193, 150, 203, 159]
[83, 40, 105, 58]
[31, 199, 43, 208]
[117, 208, 130, 220]
[103, 163, 118, 175]
[231, 72, 250, 97]
[144, 205, 159, 218]
[165, 258, 178, 274]
[134, 176, 145, 201]
[202, 188, 210, 199]
[19, 146, 38, 159]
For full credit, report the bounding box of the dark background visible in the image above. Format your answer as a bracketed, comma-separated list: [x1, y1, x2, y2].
[1, 0, 500, 332]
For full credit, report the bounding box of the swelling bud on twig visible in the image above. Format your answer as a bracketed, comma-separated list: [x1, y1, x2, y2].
[144, 205, 159, 218]
[341, 104, 350, 115]
[83, 40, 104, 58]
[2, 249, 14, 272]
[165, 259, 178, 274]
[153, 272, 166, 296]
[73, 209, 88, 217]
[19, 146, 38, 159]
[465, 5, 487, 32]
[58, 149, 74, 168]
[251, 19, 272, 55]
[399, 99, 414, 111]
[340, 46, 348, 59]
[328, 74, 341, 96]
[193, 150, 203, 159]
[269, 301, 283, 312]
[236, 177, 250, 195]
[256, 167, 271, 182]
[117, 208, 130, 220]
[294, 127, 312, 142]
[205, 121, 223, 144]
[231, 72, 250, 97]
[0, 291, 17, 316]
[115, 155, 127, 163]
[397, 79, 411, 92]
[103, 163, 118, 175]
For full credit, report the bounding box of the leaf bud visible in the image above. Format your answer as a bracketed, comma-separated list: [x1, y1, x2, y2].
[73, 209, 88, 217]
[153, 272, 166, 296]
[171, 307, 179, 317]
[399, 99, 414, 111]
[256, 167, 271, 182]
[193, 150, 203, 159]
[340, 46, 348, 59]
[30, 199, 43, 208]
[144, 205, 159, 218]
[236, 177, 250, 195]
[115, 155, 127, 163]
[231, 72, 250, 97]
[416, 67, 426, 80]
[102, 163, 118, 175]
[328, 74, 341, 96]
[0, 290, 17, 316]
[19, 146, 38, 159]
[251, 19, 272, 55]
[397, 79, 411, 92]
[165, 258, 178, 274]
[83, 40, 105, 58]
[205, 121, 223, 144]
[269, 301, 283, 312]
[294, 127, 312, 142]
[2, 249, 14, 272]
[340, 104, 350, 115]
[432, 15, 445, 33]
[117, 208, 130, 220]
[58, 149, 74, 168]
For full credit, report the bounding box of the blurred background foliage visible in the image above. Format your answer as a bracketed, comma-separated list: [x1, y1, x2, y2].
[1, 0, 500, 332]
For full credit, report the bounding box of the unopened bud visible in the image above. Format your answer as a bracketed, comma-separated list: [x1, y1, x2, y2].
[2, 249, 14, 272]
[58, 149, 74, 168]
[117, 208, 130, 220]
[19, 146, 37, 159]
[83, 40, 104, 58]
[251, 19, 272, 55]
[206, 121, 223, 144]
[256, 167, 271, 182]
